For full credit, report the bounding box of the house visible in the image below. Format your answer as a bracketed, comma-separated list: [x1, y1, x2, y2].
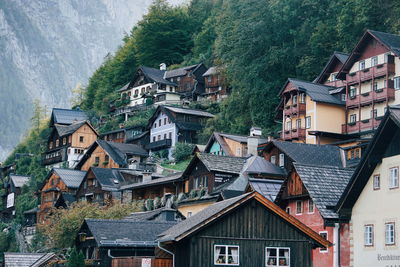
[3, 252, 59, 267]
[276, 78, 347, 144]
[75, 140, 149, 171]
[337, 30, 400, 135]
[54, 192, 76, 209]
[124, 207, 185, 222]
[275, 163, 354, 267]
[314, 51, 349, 87]
[75, 219, 177, 267]
[164, 63, 207, 99]
[146, 105, 214, 158]
[100, 126, 145, 143]
[49, 107, 88, 127]
[336, 105, 400, 266]
[37, 168, 86, 224]
[204, 128, 267, 157]
[1, 174, 30, 220]
[42, 120, 98, 168]
[201, 66, 230, 101]
[157, 192, 331, 267]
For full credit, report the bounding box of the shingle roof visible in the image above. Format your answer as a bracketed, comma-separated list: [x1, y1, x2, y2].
[10, 174, 30, 188]
[124, 207, 181, 221]
[4, 253, 56, 267]
[203, 66, 219, 76]
[334, 51, 349, 64]
[197, 153, 247, 174]
[54, 121, 86, 137]
[91, 168, 126, 191]
[120, 172, 183, 190]
[164, 106, 215, 118]
[293, 163, 354, 219]
[97, 140, 148, 166]
[85, 219, 176, 247]
[270, 141, 344, 167]
[53, 168, 86, 189]
[51, 108, 88, 125]
[288, 79, 345, 105]
[243, 156, 286, 176]
[369, 30, 400, 56]
[164, 64, 200, 79]
[248, 178, 283, 201]
[141, 66, 176, 86]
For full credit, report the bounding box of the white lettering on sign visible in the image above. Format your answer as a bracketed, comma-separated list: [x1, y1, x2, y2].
[141, 258, 151, 267]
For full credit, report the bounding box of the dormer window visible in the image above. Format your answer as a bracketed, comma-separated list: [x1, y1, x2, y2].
[359, 60, 366, 70]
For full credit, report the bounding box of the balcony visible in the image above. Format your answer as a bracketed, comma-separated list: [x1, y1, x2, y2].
[146, 139, 172, 150]
[346, 95, 360, 108]
[283, 103, 306, 117]
[346, 63, 395, 84]
[42, 148, 66, 166]
[359, 91, 373, 106]
[374, 86, 395, 102]
[282, 128, 306, 141]
[342, 119, 377, 134]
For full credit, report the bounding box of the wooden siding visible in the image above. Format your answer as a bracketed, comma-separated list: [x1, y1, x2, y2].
[76, 169, 110, 205]
[262, 146, 294, 172]
[132, 183, 184, 200]
[112, 258, 172, 267]
[223, 137, 247, 157]
[80, 146, 120, 171]
[286, 171, 308, 197]
[71, 124, 98, 148]
[174, 199, 315, 267]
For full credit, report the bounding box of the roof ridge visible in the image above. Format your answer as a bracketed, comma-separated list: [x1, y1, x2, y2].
[85, 218, 176, 224]
[293, 162, 353, 170]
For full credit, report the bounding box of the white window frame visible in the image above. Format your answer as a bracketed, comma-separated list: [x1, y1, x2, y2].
[265, 247, 290, 267]
[385, 223, 395, 245]
[341, 94, 346, 101]
[295, 200, 302, 215]
[373, 174, 380, 190]
[296, 119, 301, 129]
[270, 155, 276, 165]
[308, 199, 314, 214]
[279, 153, 285, 167]
[371, 56, 378, 67]
[394, 77, 400, 90]
[286, 120, 292, 131]
[364, 225, 374, 246]
[389, 167, 399, 189]
[319, 232, 328, 253]
[349, 87, 357, 98]
[214, 245, 240, 266]
[305, 116, 311, 129]
[359, 60, 366, 70]
[350, 114, 357, 123]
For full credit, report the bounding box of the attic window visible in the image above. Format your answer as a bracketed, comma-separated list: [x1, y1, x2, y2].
[113, 179, 119, 184]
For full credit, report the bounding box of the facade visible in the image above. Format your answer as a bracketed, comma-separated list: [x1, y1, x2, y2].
[37, 168, 86, 224]
[1, 174, 30, 220]
[146, 105, 214, 158]
[337, 106, 400, 267]
[201, 66, 230, 101]
[75, 140, 149, 171]
[100, 126, 144, 143]
[42, 120, 98, 168]
[158, 192, 331, 267]
[314, 51, 349, 87]
[275, 164, 353, 267]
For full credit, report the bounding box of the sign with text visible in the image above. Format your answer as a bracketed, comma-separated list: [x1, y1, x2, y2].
[141, 258, 151, 267]
[6, 193, 15, 208]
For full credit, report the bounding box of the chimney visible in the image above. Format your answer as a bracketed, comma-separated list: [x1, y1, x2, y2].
[160, 63, 167, 71]
[142, 171, 152, 183]
[247, 127, 262, 156]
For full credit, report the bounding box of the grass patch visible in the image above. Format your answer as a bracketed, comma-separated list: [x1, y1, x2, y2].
[161, 159, 191, 171]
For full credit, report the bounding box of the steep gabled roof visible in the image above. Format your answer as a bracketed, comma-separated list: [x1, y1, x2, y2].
[186, 153, 247, 175]
[242, 155, 286, 177]
[248, 178, 283, 201]
[336, 105, 400, 215]
[314, 51, 349, 84]
[261, 141, 344, 167]
[124, 207, 183, 222]
[4, 253, 57, 267]
[158, 192, 331, 249]
[203, 66, 220, 76]
[83, 219, 176, 247]
[53, 168, 87, 189]
[164, 63, 203, 79]
[9, 174, 30, 188]
[54, 121, 98, 137]
[90, 167, 126, 191]
[50, 108, 88, 126]
[291, 163, 354, 219]
[120, 172, 183, 190]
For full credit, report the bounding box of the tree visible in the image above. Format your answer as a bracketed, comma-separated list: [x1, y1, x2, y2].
[172, 143, 194, 162]
[67, 247, 85, 267]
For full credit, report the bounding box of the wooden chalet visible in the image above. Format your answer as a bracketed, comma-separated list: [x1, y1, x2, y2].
[43, 115, 98, 168]
[146, 105, 214, 159]
[4, 252, 59, 267]
[204, 128, 267, 157]
[100, 125, 145, 143]
[158, 192, 331, 267]
[76, 219, 177, 267]
[37, 168, 86, 224]
[1, 174, 30, 220]
[75, 140, 149, 171]
[275, 164, 353, 267]
[49, 107, 88, 127]
[314, 51, 349, 87]
[336, 105, 400, 266]
[201, 66, 230, 101]
[164, 63, 207, 99]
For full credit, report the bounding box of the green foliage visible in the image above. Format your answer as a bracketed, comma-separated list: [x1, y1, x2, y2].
[67, 247, 85, 267]
[172, 143, 194, 162]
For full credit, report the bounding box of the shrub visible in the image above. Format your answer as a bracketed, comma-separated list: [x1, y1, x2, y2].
[172, 143, 194, 162]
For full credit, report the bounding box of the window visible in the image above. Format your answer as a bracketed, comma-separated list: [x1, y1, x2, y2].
[364, 225, 374, 246]
[236, 147, 242, 156]
[164, 134, 167, 140]
[187, 212, 192, 217]
[371, 56, 378, 67]
[359, 60, 366, 70]
[63, 137, 66, 145]
[207, 76, 212, 82]
[296, 119, 301, 129]
[308, 199, 314, 213]
[153, 136, 156, 142]
[371, 109, 377, 119]
[373, 175, 380, 190]
[300, 93, 305, 103]
[355, 148, 360, 159]
[266, 247, 290, 267]
[330, 72, 337, 81]
[159, 119, 162, 126]
[49, 142, 53, 149]
[158, 135, 161, 141]
[270, 155, 276, 165]
[286, 207, 290, 214]
[292, 95, 297, 105]
[296, 200, 302, 214]
[195, 176, 208, 189]
[341, 94, 346, 101]
[389, 167, 399, 189]
[349, 87, 357, 98]
[164, 118, 167, 125]
[56, 139, 59, 147]
[79, 136, 84, 143]
[319, 232, 328, 252]
[279, 153, 285, 167]
[372, 82, 378, 92]
[95, 157, 100, 165]
[305, 116, 311, 129]
[154, 122, 157, 128]
[350, 114, 357, 123]
[105, 155, 109, 163]
[395, 77, 400, 90]
[168, 132, 172, 139]
[385, 223, 395, 245]
[214, 245, 239, 265]
[286, 121, 292, 131]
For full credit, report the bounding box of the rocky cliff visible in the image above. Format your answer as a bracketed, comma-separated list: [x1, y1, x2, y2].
[0, 0, 184, 160]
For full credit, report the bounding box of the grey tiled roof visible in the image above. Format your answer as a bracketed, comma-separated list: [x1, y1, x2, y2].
[334, 51, 349, 64]
[271, 141, 344, 167]
[124, 207, 180, 221]
[85, 219, 176, 247]
[158, 193, 251, 242]
[54, 121, 86, 137]
[53, 168, 86, 189]
[140, 66, 177, 86]
[4, 253, 56, 267]
[165, 106, 215, 118]
[243, 156, 286, 176]
[369, 30, 400, 56]
[51, 108, 88, 125]
[164, 64, 200, 79]
[293, 163, 354, 219]
[120, 172, 183, 190]
[249, 178, 283, 201]
[203, 66, 219, 76]
[288, 78, 345, 106]
[97, 140, 148, 166]
[197, 153, 247, 174]
[91, 168, 126, 191]
[10, 174, 30, 188]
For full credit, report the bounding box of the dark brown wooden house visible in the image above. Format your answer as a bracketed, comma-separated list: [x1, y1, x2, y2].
[202, 66, 230, 101]
[1, 174, 30, 220]
[100, 126, 145, 143]
[158, 192, 330, 267]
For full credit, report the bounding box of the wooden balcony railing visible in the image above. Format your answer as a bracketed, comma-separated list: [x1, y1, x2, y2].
[282, 128, 306, 141]
[283, 103, 306, 117]
[342, 117, 383, 134]
[346, 63, 395, 84]
[146, 139, 172, 150]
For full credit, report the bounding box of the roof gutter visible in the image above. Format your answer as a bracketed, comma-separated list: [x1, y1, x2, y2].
[157, 241, 175, 267]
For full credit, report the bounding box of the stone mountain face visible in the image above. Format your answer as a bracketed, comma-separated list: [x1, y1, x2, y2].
[0, 0, 185, 160]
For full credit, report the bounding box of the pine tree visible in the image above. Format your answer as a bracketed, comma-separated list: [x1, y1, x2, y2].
[67, 247, 85, 267]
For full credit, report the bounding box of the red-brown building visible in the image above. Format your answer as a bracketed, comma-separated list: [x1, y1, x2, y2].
[201, 66, 230, 101]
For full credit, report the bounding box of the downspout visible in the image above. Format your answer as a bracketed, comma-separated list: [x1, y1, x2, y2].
[333, 223, 340, 267]
[158, 241, 175, 267]
[338, 223, 341, 267]
[107, 249, 115, 259]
